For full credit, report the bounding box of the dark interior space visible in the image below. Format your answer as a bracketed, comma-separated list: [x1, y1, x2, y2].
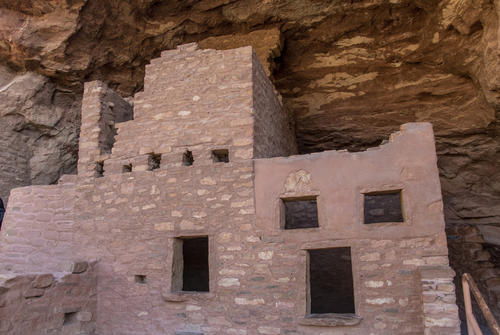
[95, 161, 104, 178]
[63, 312, 78, 325]
[212, 149, 229, 163]
[182, 237, 209, 292]
[148, 153, 161, 170]
[182, 150, 194, 166]
[122, 163, 132, 173]
[134, 274, 146, 284]
[283, 197, 318, 229]
[364, 191, 403, 224]
[309, 247, 355, 314]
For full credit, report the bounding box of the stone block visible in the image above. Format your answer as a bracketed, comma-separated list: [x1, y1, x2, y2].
[71, 261, 88, 274]
[23, 288, 45, 298]
[32, 274, 54, 288]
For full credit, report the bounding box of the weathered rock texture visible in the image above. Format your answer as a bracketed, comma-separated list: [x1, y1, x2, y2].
[0, 65, 80, 201]
[0, 261, 97, 334]
[0, 45, 459, 334]
[0, 0, 499, 328]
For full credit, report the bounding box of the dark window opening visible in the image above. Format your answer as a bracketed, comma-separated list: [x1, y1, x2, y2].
[95, 161, 104, 178]
[364, 191, 403, 224]
[308, 247, 355, 314]
[282, 197, 319, 229]
[63, 312, 78, 325]
[122, 164, 132, 173]
[135, 275, 147, 284]
[182, 150, 194, 166]
[148, 153, 161, 170]
[172, 236, 209, 292]
[212, 149, 229, 163]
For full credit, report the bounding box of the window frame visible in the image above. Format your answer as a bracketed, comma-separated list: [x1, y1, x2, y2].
[165, 234, 215, 300]
[358, 184, 410, 228]
[298, 241, 362, 327]
[279, 195, 320, 230]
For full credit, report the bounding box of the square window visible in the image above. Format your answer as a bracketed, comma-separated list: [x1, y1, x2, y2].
[122, 163, 132, 173]
[282, 197, 318, 229]
[63, 311, 78, 325]
[135, 275, 147, 284]
[364, 191, 403, 224]
[308, 247, 355, 314]
[172, 236, 209, 292]
[212, 149, 229, 163]
[148, 153, 161, 170]
[182, 150, 194, 166]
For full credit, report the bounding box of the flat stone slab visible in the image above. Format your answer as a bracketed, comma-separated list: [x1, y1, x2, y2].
[298, 313, 362, 327]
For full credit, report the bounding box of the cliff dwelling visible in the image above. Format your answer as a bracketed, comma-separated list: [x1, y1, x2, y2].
[0, 44, 461, 335]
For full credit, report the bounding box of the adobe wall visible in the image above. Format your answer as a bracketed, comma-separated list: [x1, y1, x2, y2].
[254, 123, 460, 334]
[0, 261, 97, 335]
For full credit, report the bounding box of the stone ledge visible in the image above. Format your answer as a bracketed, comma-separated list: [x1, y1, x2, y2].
[162, 291, 215, 302]
[298, 313, 362, 327]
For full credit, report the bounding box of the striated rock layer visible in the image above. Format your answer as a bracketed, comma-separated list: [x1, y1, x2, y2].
[0, 0, 499, 327]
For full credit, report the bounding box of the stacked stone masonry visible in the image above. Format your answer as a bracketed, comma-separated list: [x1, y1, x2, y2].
[0, 44, 460, 334]
[0, 261, 97, 334]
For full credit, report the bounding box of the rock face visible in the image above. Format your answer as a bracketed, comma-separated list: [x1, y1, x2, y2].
[0, 0, 498, 326]
[0, 65, 80, 201]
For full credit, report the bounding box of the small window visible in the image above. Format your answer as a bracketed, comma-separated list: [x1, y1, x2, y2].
[364, 191, 403, 224]
[148, 153, 161, 170]
[282, 197, 318, 229]
[63, 311, 78, 325]
[172, 236, 209, 292]
[308, 247, 355, 314]
[122, 163, 132, 173]
[95, 161, 104, 178]
[135, 275, 147, 284]
[182, 150, 194, 166]
[212, 149, 229, 163]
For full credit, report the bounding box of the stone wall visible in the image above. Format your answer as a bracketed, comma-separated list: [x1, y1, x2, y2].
[254, 122, 460, 334]
[78, 81, 133, 178]
[0, 261, 97, 335]
[0, 45, 460, 334]
[0, 179, 84, 274]
[252, 48, 297, 158]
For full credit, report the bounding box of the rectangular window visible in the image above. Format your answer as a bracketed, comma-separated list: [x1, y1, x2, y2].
[212, 149, 229, 163]
[364, 191, 403, 224]
[63, 311, 78, 325]
[308, 247, 355, 314]
[95, 161, 104, 178]
[122, 163, 132, 173]
[172, 236, 209, 292]
[134, 275, 147, 284]
[282, 197, 318, 229]
[182, 150, 194, 166]
[148, 153, 161, 170]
